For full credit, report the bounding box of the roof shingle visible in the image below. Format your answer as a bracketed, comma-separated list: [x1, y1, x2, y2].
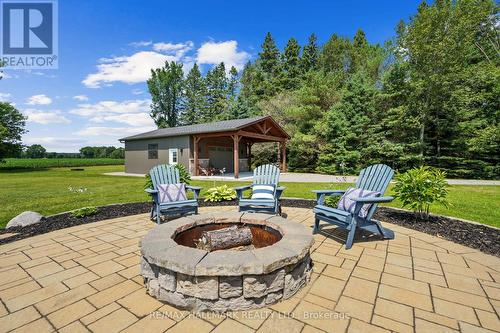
[120, 116, 270, 141]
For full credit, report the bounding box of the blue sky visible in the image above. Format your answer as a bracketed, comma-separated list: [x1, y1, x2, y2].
[1, 0, 421, 152]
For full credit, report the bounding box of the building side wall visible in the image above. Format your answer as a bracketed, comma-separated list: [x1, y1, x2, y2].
[124, 136, 190, 174]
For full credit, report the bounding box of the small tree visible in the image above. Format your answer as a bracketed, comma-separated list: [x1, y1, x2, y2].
[110, 148, 125, 159]
[79, 146, 95, 158]
[148, 61, 184, 128]
[393, 166, 449, 219]
[25, 144, 47, 158]
[0, 102, 26, 162]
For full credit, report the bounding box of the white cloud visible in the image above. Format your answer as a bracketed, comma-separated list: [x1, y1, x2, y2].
[70, 99, 150, 117]
[132, 89, 144, 95]
[196, 40, 250, 70]
[153, 41, 193, 57]
[22, 135, 123, 152]
[24, 109, 71, 124]
[26, 94, 52, 105]
[0, 93, 12, 102]
[83, 40, 252, 88]
[73, 95, 89, 102]
[130, 40, 152, 47]
[77, 126, 155, 137]
[70, 99, 154, 127]
[90, 113, 153, 127]
[82, 51, 176, 88]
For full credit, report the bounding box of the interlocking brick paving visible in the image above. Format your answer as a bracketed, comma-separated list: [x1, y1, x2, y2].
[0, 206, 499, 333]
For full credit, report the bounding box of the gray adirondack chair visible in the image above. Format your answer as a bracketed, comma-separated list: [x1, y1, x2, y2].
[312, 164, 395, 249]
[145, 165, 201, 224]
[235, 164, 285, 215]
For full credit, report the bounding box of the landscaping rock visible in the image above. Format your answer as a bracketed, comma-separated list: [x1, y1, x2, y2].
[6, 211, 44, 229]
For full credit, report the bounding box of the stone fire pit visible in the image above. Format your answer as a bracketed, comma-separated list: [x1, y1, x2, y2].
[140, 212, 314, 312]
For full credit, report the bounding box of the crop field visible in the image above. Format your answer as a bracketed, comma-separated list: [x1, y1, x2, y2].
[0, 158, 124, 170]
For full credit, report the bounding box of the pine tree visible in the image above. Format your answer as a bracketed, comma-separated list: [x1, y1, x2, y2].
[259, 32, 280, 75]
[281, 37, 302, 89]
[351, 29, 369, 74]
[320, 34, 352, 76]
[301, 33, 319, 72]
[220, 66, 241, 120]
[204, 62, 228, 121]
[227, 66, 239, 101]
[181, 63, 206, 125]
[147, 61, 184, 128]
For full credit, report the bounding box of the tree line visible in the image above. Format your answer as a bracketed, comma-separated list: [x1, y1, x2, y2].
[148, 0, 499, 178]
[147, 62, 241, 127]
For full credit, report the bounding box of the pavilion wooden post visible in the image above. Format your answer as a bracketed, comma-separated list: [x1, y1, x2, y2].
[276, 142, 281, 169]
[193, 136, 200, 176]
[281, 141, 287, 172]
[232, 134, 241, 178]
[248, 142, 253, 171]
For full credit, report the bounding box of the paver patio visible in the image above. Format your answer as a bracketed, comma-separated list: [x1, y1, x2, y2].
[1, 206, 499, 333]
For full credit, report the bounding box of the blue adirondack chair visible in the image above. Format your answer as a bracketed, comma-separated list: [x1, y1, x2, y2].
[235, 164, 285, 215]
[312, 164, 395, 249]
[145, 165, 201, 224]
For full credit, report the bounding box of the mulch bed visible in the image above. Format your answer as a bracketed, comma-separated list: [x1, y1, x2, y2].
[1, 200, 498, 257]
[374, 207, 500, 256]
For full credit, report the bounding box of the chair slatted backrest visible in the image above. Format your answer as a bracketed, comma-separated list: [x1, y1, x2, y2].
[150, 165, 180, 189]
[355, 164, 394, 220]
[253, 164, 280, 185]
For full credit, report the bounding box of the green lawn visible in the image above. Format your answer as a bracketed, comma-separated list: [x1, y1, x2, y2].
[0, 165, 498, 228]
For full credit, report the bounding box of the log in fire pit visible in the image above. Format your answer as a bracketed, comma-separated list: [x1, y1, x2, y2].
[140, 212, 314, 312]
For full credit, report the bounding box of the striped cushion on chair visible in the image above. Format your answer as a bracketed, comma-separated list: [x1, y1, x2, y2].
[157, 183, 187, 203]
[251, 184, 275, 200]
[337, 187, 380, 218]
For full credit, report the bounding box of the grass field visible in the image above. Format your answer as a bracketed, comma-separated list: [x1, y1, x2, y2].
[0, 165, 498, 228]
[0, 158, 124, 170]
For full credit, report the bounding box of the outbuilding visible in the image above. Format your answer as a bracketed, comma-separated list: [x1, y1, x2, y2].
[119, 116, 290, 178]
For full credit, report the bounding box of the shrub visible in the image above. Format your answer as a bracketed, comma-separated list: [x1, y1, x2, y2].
[204, 185, 236, 202]
[393, 166, 449, 219]
[145, 164, 191, 189]
[71, 206, 98, 218]
[324, 195, 340, 208]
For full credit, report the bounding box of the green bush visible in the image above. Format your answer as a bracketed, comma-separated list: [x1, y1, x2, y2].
[393, 166, 449, 219]
[144, 164, 191, 189]
[71, 206, 98, 218]
[204, 185, 236, 202]
[324, 195, 340, 208]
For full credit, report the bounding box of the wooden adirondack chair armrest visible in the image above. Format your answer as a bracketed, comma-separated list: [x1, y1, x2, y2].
[311, 190, 346, 205]
[352, 196, 394, 203]
[186, 186, 202, 200]
[275, 186, 286, 199]
[234, 185, 252, 200]
[145, 188, 159, 204]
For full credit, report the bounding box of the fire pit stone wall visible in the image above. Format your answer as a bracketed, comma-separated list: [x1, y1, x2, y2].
[140, 212, 314, 312]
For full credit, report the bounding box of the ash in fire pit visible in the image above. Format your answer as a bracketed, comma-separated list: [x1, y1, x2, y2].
[140, 212, 314, 312]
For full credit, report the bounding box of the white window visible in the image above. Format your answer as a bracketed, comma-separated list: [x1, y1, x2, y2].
[169, 148, 178, 165]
